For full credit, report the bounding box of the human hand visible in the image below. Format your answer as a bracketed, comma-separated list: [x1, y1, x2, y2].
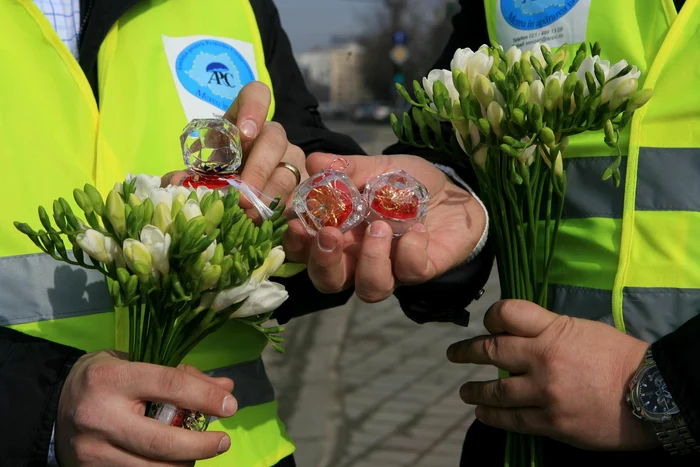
[162, 82, 308, 220]
[446, 300, 658, 451]
[283, 152, 487, 303]
[55, 350, 237, 466]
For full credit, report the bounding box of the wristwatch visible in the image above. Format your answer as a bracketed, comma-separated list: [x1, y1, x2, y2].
[627, 348, 700, 455]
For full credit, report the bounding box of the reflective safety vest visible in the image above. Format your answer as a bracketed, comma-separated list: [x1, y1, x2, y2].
[0, 1, 293, 465]
[483, 0, 700, 343]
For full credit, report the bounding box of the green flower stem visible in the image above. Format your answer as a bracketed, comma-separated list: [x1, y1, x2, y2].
[538, 178, 566, 309]
[496, 152, 518, 298]
[542, 179, 553, 303]
[523, 170, 538, 291]
[504, 429, 512, 467]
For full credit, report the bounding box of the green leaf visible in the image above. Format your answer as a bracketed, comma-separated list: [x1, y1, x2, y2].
[402, 112, 416, 145]
[413, 80, 427, 105]
[73, 189, 94, 214]
[395, 83, 417, 106]
[271, 262, 307, 278]
[84, 184, 105, 215]
[390, 113, 403, 140]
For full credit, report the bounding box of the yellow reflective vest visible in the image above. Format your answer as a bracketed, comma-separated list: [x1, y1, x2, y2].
[483, 0, 700, 342]
[0, 1, 293, 465]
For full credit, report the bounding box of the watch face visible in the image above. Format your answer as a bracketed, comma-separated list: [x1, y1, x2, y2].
[637, 366, 680, 417]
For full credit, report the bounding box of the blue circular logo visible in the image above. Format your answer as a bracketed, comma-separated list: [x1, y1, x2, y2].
[501, 0, 578, 31]
[175, 40, 255, 112]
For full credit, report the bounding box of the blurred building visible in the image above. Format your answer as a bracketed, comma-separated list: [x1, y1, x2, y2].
[296, 42, 370, 105]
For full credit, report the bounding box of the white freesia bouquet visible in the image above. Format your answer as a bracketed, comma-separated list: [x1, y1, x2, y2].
[15, 173, 301, 428]
[391, 41, 652, 466]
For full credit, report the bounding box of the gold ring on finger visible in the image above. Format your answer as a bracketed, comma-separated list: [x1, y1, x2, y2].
[277, 161, 302, 186]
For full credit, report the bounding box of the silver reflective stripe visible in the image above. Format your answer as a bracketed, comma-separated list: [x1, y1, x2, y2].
[549, 284, 699, 343]
[206, 357, 275, 410]
[542, 156, 627, 220]
[0, 253, 112, 326]
[636, 147, 700, 211]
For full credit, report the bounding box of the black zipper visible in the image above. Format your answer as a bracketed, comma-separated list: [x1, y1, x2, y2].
[78, 0, 94, 46]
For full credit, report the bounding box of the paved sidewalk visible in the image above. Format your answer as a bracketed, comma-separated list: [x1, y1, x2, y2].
[263, 269, 499, 467]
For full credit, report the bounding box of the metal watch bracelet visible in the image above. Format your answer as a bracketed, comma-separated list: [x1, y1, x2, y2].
[654, 416, 700, 456]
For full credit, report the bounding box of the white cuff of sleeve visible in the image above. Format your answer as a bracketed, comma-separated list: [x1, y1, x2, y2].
[433, 163, 489, 262]
[48, 423, 58, 466]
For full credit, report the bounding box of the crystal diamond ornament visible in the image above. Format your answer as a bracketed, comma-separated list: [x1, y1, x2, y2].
[293, 160, 368, 235]
[181, 118, 242, 174]
[363, 170, 429, 236]
[178, 118, 274, 219]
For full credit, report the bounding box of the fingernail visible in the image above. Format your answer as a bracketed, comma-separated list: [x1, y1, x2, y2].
[410, 223, 427, 233]
[446, 344, 456, 361]
[217, 435, 231, 455]
[318, 232, 337, 252]
[474, 406, 485, 420]
[240, 120, 257, 139]
[369, 221, 390, 237]
[459, 384, 469, 401]
[222, 395, 237, 416]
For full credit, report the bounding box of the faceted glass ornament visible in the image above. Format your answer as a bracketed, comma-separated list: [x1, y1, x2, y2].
[180, 118, 242, 174]
[149, 402, 210, 432]
[293, 169, 368, 235]
[364, 170, 429, 236]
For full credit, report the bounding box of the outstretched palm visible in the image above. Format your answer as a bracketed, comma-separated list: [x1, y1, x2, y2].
[284, 152, 486, 296]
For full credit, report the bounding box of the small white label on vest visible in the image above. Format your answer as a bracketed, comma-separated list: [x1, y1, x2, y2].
[496, 0, 591, 50]
[162, 35, 259, 122]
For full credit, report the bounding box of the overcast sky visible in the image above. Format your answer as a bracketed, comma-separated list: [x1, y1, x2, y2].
[275, 0, 362, 53]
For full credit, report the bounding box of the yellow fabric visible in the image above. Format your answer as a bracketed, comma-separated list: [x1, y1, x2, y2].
[0, 0, 292, 465]
[612, 0, 700, 329]
[483, 0, 700, 341]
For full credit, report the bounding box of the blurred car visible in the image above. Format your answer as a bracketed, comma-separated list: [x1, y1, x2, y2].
[351, 103, 393, 123]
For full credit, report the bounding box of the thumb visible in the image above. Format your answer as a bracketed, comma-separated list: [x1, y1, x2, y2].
[306, 152, 391, 188]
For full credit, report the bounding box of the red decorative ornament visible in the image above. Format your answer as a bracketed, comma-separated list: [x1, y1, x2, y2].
[370, 184, 421, 220]
[293, 158, 368, 235]
[182, 173, 235, 191]
[364, 170, 429, 236]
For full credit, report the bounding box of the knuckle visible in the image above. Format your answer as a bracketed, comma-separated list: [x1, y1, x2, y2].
[204, 384, 223, 414]
[247, 163, 271, 187]
[481, 337, 499, 362]
[159, 369, 185, 399]
[147, 430, 176, 459]
[495, 300, 519, 324]
[72, 405, 99, 431]
[355, 285, 390, 304]
[309, 272, 345, 295]
[83, 363, 112, 389]
[395, 266, 430, 285]
[245, 80, 271, 97]
[490, 380, 508, 405]
[264, 122, 288, 146]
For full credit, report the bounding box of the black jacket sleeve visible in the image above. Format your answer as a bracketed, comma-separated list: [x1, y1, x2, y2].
[0, 326, 84, 466]
[386, 1, 495, 326]
[652, 314, 700, 442]
[249, 0, 367, 323]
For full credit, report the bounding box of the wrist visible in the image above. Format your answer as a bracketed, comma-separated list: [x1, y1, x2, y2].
[433, 163, 489, 262]
[626, 348, 700, 455]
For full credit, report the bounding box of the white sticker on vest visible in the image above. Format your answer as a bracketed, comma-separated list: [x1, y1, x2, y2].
[496, 0, 591, 50]
[162, 35, 259, 122]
